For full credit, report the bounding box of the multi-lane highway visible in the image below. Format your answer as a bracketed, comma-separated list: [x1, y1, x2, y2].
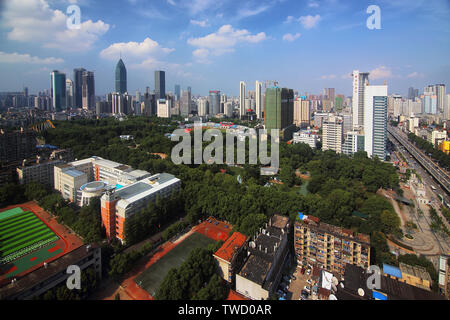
[387, 125, 450, 195]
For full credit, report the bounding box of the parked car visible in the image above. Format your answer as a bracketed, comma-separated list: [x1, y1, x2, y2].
[301, 268, 305, 274]
[306, 269, 311, 275]
[304, 286, 311, 292]
[306, 279, 312, 285]
[291, 275, 296, 281]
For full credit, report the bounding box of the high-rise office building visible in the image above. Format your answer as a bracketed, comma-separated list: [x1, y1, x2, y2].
[408, 87, 419, 100]
[175, 85, 181, 101]
[50, 70, 66, 112]
[154, 71, 165, 100]
[181, 90, 191, 116]
[342, 131, 365, 156]
[82, 71, 95, 110]
[352, 70, 370, 128]
[265, 87, 295, 140]
[115, 58, 127, 94]
[198, 98, 209, 116]
[324, 88, 335, 101]
[256, 81, 262, 119]
[208, 91, 221, 116]
[157, 99, 171, 118]
[364, 84, 388, 160]
[65, 79, 73, 109]
[323, 115, 343, 153]
[239, 81, 246, 117]
[73, 68, 86, 108]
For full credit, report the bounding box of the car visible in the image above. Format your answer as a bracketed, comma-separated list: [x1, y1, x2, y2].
[303, 286, 311, 292]
[301, 290, 309, 296]
[301, 268, 305, 274]
[291, 275, 296, 281]
[214, 222, 219, 225]
[306, 269, 311, 275]
[306, 279, 312, 285]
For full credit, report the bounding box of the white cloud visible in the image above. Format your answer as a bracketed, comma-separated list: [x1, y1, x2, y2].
[100, 38, 175, 61]
[0, 52, 64, 64]
[187, 24, 267, 62]
[131, 58, 192, 79]
[190, 19, 208, 27]
[167, 0, 176, 5]
[370, 66, 393, 79]
[321, 74, 337, 80]
[238, 5, 270, 19]
[308, 1, 319, 8]
[282, 33, 301, 42]
[188, 0, 216, 14]
[2, 0, 109, 52]
[284, 16, 295, 24]
[298, 15, 321, 29]
[407, 71, 425, 79]
[192, 48, 211, 63]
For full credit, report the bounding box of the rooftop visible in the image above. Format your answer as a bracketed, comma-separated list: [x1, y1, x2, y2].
[214, 232, 247, 263]
[399, 263, 432, 282]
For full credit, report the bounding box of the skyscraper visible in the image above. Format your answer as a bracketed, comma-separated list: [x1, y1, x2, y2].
[66, 79, 73, 109]
[256, 81, 262, 119]
[364, 84, 388, 160]
[181, 90, 191, 116]
[352, 70, 370, 128]
[50, 70, 66, 112]
[435, 84, 446, 113]
[155, 71, 165, 100]
[175, 85, 181, 101]
[82, 71, 95, 111]
[208, 91, 221, 116]
[265, 87, 294, 139]
[115, 58, 127, 94]
[73, 68, 86, 108]
[239, 81, 246, 117]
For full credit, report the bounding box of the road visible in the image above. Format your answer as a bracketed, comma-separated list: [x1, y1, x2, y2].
[387, 125, 450, 195]
[387, 130, 450, 232]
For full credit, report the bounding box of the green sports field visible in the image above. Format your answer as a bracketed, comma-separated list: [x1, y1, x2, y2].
[135, 232, 216, 297]
[0, 207, 59, 265]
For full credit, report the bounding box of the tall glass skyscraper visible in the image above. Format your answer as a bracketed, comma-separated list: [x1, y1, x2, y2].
[364, 85, 388, 160]
[175, 84, 181, 101]
[154, 70, 165, 100]
[73, 68, 86, 108]
[208, 90, 221, 115]
[82, 71, 95, 111]
[50, 70, 66, 112]
[115, 59, 127, 94]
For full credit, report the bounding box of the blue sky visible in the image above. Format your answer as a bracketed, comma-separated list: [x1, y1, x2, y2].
[0, 0, 449, 97]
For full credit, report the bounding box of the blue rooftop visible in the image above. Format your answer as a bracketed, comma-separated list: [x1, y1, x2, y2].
[372, 291, 388, 300]
[383, 264, 402, 279]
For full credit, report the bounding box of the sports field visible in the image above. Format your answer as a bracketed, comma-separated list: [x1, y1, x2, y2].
[134, 232, 216, 297]
[0, 207, 59, 265]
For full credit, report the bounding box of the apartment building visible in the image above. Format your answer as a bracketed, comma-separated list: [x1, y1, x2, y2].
[235, 214, 290, 300]
[213, 232, 248, 284]
[294, 213, 370, 275]
[17, 160, 62, 187]
[322, 115, 343, 153]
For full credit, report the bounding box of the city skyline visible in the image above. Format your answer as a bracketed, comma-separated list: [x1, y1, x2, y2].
[0, 0, 449, 96]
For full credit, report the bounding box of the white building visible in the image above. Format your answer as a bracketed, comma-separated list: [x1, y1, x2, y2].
[256, 81, 262, 119]
[323, 115, 343, 153]
[157, 99, 171, 118]
[240, 81, 246, 117]
[364, 84, 388, 160]
[352, 70, 370, 129]
[293, 130, 318, 149]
